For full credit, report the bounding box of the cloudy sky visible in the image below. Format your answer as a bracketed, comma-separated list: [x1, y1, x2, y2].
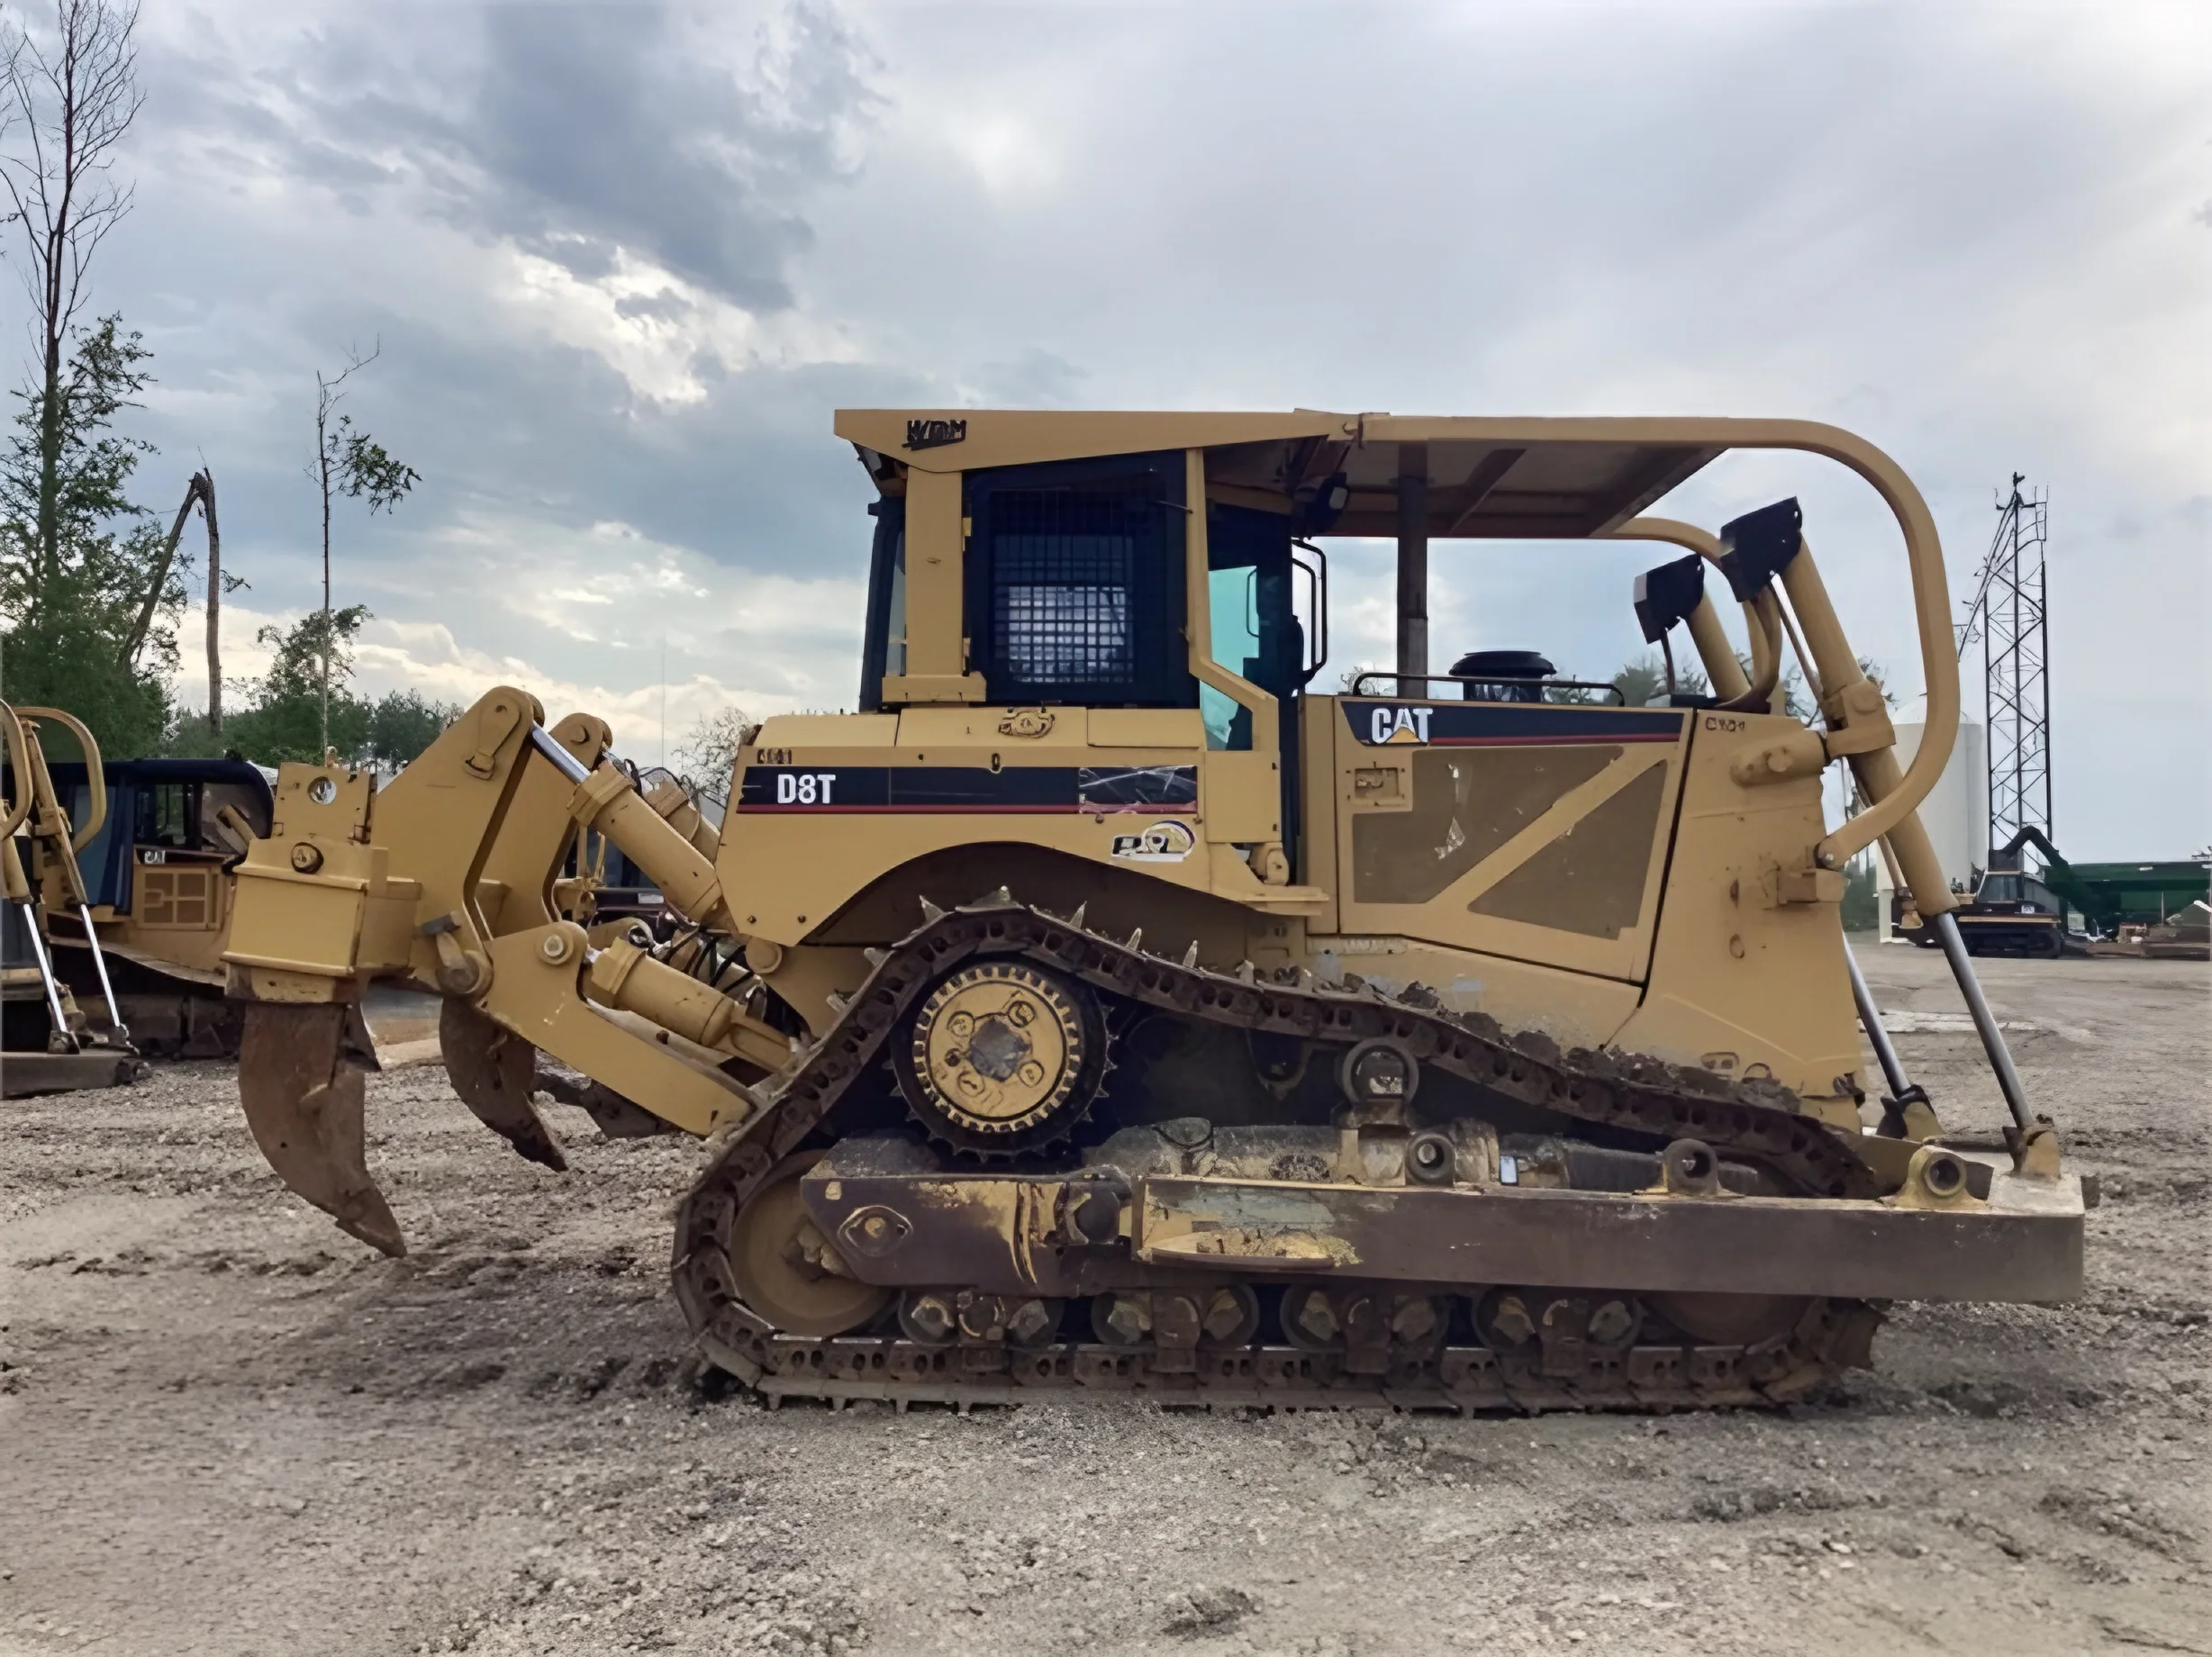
[25, 0, 2209, 856]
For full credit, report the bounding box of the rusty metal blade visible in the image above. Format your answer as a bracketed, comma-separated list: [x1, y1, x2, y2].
[237, 1002, 406, 1257]
[440, 998, 568, 1172]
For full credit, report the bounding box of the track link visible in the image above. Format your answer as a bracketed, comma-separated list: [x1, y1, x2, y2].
[727, 1295, 1881, 1415]
[674, 894, 1887, 1412]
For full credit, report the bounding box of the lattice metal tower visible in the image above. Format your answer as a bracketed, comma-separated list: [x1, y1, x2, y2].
[1955, 475, 2052, 858]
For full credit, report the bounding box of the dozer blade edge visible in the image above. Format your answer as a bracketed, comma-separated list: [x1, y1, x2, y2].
[237, 1002, 406, 1257]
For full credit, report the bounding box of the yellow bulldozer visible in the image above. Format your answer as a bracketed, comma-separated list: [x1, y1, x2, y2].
[218, 411, 2084, 1410]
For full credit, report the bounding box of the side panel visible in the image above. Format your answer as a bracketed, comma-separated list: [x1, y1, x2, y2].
[119, 849, 231, 973]
[1301, 699, 1636, 1049]
[1310, 934, 1642, 1053]
[720, 708, 1220, 947]
[1615, 711, 1863, 1107]
[1333, 698, 1690, 982]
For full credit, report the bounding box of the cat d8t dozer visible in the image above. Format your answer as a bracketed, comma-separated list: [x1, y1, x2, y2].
[221, 412, 2083, 1410]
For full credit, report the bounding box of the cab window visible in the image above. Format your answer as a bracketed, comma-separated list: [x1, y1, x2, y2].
[857, 497, 906, 711]
[134, 781, 196, 849]
[1201, 502, 1302, 750]
[964, 451, 1192, 708]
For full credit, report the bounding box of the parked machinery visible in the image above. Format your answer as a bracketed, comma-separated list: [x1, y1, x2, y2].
[0, 702, 145, 1096]
[32, 752, 276, 1055]
[215, 412, 2084, 1410]
[1898, 827, 2090, 958]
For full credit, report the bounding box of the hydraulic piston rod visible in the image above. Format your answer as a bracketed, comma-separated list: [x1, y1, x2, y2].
[14, 901, 79, 1052]
[1844, 946, 1913, 1105]
[528, 720, 591, 784]
[1931, 910, 2035, 1134]
[529, 723, 733, 930]
[77, 903, 128, 1038]
[1843, 942, 1934, 1137]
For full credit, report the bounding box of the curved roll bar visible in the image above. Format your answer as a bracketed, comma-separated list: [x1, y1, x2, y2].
[1582, 421, 1956, 892]
[1369, 417, 1955, 878]
[1682, 421, 1956, 875]
[15, 705, 106, 852]
[0, 700, 32, 840]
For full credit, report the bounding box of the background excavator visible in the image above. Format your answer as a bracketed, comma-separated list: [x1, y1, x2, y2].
[211, 411, 2085, 1410]
[1934, 826, 2092, 958]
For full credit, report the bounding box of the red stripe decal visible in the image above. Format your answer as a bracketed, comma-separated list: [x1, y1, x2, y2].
[1421, 733, 1681, 747]
[736, 803, 1200, 815]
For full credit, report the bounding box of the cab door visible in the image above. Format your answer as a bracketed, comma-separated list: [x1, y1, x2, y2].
[1334, 695, 1691, 982]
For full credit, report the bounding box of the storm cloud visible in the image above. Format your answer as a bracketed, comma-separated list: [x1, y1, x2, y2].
[31, 0, 2206, 850]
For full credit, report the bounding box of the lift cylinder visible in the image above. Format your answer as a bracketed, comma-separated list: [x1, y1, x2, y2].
[566, 764, 732, 928]
[585, 938, 739, 1050]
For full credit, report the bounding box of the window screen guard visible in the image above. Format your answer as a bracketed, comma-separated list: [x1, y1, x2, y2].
[965, 452, 1193, 707]
[997, 548, 1133, 688]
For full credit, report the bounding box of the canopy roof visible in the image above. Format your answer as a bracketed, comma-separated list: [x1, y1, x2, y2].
[835, 409, 1738, 540]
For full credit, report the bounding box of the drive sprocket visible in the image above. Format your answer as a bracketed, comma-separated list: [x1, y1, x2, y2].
[891, 960, 1108, 1155]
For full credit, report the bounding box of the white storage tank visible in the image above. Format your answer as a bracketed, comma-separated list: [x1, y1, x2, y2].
[1874, 699, 1988, 940]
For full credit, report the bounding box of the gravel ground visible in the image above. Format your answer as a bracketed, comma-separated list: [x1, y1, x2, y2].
[2, 943, 2207, 1656]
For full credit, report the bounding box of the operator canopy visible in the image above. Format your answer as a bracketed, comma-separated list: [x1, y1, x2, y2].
[837, 410, 1723, 541]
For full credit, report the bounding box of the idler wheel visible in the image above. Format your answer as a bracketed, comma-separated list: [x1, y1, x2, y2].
[1645, 1291, 1813, 1347]
[893, 962, 1107, 1154]
[726, 1153, 890, 1339]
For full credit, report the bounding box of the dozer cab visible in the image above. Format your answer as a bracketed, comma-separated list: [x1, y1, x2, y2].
[33, 751, 276, 1055]
[219, 412, 2083, 1410]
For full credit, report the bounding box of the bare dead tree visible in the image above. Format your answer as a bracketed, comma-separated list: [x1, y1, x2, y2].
[116, 466, 230, 726]
[0, 0, 144, 597]
[308, 343, 416, 752]
[118, 466, 196, 665]
[199, 466, 222, 729]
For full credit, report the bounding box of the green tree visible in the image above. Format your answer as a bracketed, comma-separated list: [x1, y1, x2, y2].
[217, 605, 457, 770]
[1841, 858, 1880, 931]
[0, 2, 168, 754]
[223, 605, 372, 764]
[1610, 651, 1709, 709]
[363, 687, 458, 770]
[0, 314, 175, 752]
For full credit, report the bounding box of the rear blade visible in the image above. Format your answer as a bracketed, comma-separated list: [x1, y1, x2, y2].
[440, 998, 568, 1172]
[237, 1002, 406, 1257]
